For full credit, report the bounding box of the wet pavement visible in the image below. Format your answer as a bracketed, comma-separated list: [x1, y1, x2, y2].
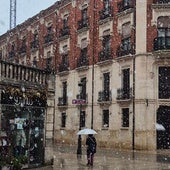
[30, 145, 170, 170]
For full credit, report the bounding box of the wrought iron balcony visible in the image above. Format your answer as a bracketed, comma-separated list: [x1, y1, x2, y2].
[77, 55, 89, 68]
[19, 45, 27, 54]
[44, 33, 54, 44]
[30, 40, 39, 50]
[153, 37, 170, 51]
[76, 93, 88, 102]
[153, 0, 170, 3]
[58, 97, 68, 106]
[98, 90, 112, 103]
[116, 87, 132, 100]
[59, 26, 70, 37]
[99, 6, 113, 20]
[98, 48, 113, 62]
[117, 0, 134, 13]
[58, 62, 69, 72]
[117, 43, 135, 57]
[77, 18, 89, 30]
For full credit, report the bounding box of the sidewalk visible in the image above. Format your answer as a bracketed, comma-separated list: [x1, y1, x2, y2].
[30, 145, 170, 170]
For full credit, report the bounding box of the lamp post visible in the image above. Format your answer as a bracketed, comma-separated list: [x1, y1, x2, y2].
[77, 83, 83, 155]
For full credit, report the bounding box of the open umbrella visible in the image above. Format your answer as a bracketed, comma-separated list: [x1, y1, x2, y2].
[77, 128, 97, 135]
[156, 123, 165, 131]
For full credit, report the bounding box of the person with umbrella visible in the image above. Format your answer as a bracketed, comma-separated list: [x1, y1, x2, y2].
[86, 134, 97, 166]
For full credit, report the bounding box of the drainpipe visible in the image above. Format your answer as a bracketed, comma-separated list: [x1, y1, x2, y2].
[132, 0, 136, 154]
[91, 0, 96, 129]
[132, 55, 136, 152]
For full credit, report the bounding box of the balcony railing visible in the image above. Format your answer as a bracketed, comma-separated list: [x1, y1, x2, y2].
[44, 33, 54, 44]
[30, 40, 39, 50]
[153, 37, 170, 51]
[58, 62, 69, 72]
[59, 27, 70, 37]
[76, 93, 88, 102]
[98, 48, 113, 62]
[117, 87, 132, 100]
[0, 60, 48, 85]
[58, 97, 68, 106]
[98, 90, 112, 102]
[77, 18, 89, 30]
[99, 6, 113, 20]
[117, 0, 134, 13]
[117, 43, 135, 57]
[153, 0, 170, 3]
[77, 55, 89, 68]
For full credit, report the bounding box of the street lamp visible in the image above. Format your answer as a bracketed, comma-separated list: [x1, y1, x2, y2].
[77, 83, 83, 155]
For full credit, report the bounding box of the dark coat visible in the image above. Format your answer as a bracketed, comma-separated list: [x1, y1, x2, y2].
[86, 135, 97, 154]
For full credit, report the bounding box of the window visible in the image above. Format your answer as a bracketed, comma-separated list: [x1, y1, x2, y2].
[122, 68, 130, 99]
[63, 16, 68, 29]
[34, 30, 38, 40]
[123, 0, 130, 7]
[104, 0, 110, 10]
[103, 109, 109, 128]
[33, 56, 37, 68]
[156, 16, 170, 49]
[80, 77, 86, 100]
[46, 51, 52, 69]
[103, 72, 110, 101]
[159, 67, 170, 99]
[46, 57, 52, 70]
[82, 8, 87, 21]
[62, 81, 67, 104]
[103, 35, 111, 52]
[61, 112, 66, 128]
[47, 26, 52, 34]
[80, 111, 85, 128]
[122, 37, 131, 53]
[122, 108, 129, 127]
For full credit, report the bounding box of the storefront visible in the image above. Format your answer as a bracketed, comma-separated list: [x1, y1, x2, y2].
[0, 86, 47, 168]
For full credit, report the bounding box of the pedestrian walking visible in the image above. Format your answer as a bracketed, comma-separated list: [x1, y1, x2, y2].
[86, 134, 97, 166]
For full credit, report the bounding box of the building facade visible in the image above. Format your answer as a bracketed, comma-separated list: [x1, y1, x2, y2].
[0, 0, 170, 156]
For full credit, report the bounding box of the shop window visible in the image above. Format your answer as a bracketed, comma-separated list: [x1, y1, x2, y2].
[122, 108, 129, 127]
[102, 109, 109, 128]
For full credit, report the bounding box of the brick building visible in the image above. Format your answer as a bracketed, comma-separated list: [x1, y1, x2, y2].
[0, 0, 170, 159]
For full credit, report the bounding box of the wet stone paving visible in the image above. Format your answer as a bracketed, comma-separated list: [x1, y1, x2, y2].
[30, 146, 170, 170]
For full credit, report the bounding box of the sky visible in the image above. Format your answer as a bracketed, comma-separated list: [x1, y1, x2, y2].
[0, 0, 58, 35]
